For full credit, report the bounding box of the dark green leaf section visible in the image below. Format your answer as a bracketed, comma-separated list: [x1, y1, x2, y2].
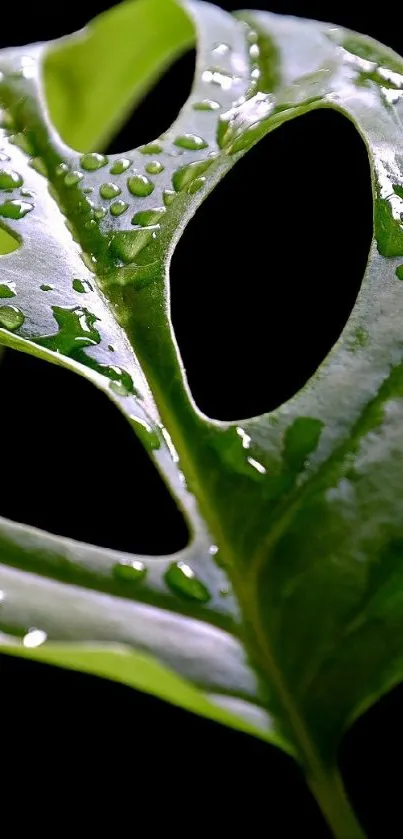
[1, 2, 403, 836]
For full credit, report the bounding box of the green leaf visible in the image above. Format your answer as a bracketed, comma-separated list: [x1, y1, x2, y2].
[44, 0, 195, 151]
[1, 1, 403, 835]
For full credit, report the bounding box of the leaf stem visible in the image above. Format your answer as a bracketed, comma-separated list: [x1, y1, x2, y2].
[308, 768, 366, 839]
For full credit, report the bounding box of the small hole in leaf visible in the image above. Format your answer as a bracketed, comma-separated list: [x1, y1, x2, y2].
[0, 349, 189, 554]
[170, 109, 372, 421]
[105, 49, 196, 155]
[0, 224, 20, 255]
[339, 681, 403, 837]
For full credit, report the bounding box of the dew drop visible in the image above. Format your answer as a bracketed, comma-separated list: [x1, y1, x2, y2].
[80, 152, 108, 171]
[109, 227, 158, 262]
[0, 168, 23, 189]
[192, 99, 221, 111]
[110, 200, 129, 217]
[23, 627, 47, 648]
[110, 158, 131, 175]
[0, 225, 19, 254]
[113, 559, 147, 583]
[94, 207, 107, 220]
[139, 142, 163, 155]
[396, 265, 403, 280]
[81, 252, 97, 272]
[202, 68, 235, 90]
[40, 283, 53, 291]
[55, 162, 68, 176]
[0, 282, 16, 297]
[100, 182, 121, 199]
[0, 199, 33, 219]
[0, 304, 24, 330]
[165, 560, 210, 603]
[188, 177, 206, 194]
[174, 133, 208, 151]
[127, 174, 155, 197]
[163, 189, 176, 206]
[212, 42, 230, 56]
[10, 132, 34, 155]
[30, 156, 47, 176]
[73, 278, 93, 293]
[37, 305, 100, 354]
[64, 170, 83, 187]
[172, 159, 213, 192]
[131, 207, 165, 226]
[145, 160, 164, 175]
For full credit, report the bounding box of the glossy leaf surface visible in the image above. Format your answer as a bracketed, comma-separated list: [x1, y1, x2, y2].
[1, 2, 403, 835]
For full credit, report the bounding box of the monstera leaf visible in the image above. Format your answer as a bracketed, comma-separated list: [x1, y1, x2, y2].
[1, 0, 403, 834]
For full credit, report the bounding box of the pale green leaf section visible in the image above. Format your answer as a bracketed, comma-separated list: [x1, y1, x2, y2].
[44, 0, 195, 151]
[0, 640, 279, 745]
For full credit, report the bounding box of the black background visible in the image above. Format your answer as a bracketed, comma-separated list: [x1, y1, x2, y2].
[0, 1, 402, 834]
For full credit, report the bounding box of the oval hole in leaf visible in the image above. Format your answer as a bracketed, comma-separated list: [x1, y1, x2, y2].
[0, 224, 20, 255]
[170, 109, 372, 421]
[0, 349, 189, 554]
[105, 49, 196, 155]
[339, 681, 403, 837]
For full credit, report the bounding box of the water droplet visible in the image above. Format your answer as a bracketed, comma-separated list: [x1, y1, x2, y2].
[212, 42, 230, 57]
[192, 99, 220, 111]
[220, 585, 231, 597]
[109, 227, 158, 263]
[0, 199, 33, 219]
[10, 132, 34, 155]
[94, 207, 107, 220]
[110, 158, 131, 175]
[100, 182, 121, 199]
[165, 561, 210, 603]
[23, 627, 47, 648]
[55, 163, 68, 176]
[81, 252, 97, 272]
[114, 559, 147, 583]
[0, 168, 23, 189]
[247, 456, 266, 475]
[110, 200, 129, 217]
[0, 305, 24, 330]
[80, 152, 108, 171]
[188, 177, 205, 194]
[108, 344, 115, 352]
[131, 207, 165, 226]
[29, 156, 47, 176]
[174, 134, 208, 151]
[0, 282, 15, 297]
[127, 174, 155, 197]
[396, 265, 403, 280]
[172, 159, 213, 192]
[163, 189, 176, 206]
[40, 283, 53, 291]
[145, 160, 164, 175]
[37, 306, 100, 355]
[209, 544, 218, 555]
[64, 170, 83, 187]
[20, 189, 34, 198]
[73, 278, 93, 293]
[202, 68, 235, 90]
[139, 142, 162, 155]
